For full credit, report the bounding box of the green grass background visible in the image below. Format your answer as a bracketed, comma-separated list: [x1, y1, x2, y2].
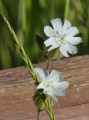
[0, 0, 89, 70]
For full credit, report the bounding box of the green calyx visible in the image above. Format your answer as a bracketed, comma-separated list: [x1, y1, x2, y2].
[33, 90, 54, 110]
[36, 35, 63, 61]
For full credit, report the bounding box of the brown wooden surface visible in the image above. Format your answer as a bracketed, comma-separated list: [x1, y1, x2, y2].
[0, 55, 89, 120]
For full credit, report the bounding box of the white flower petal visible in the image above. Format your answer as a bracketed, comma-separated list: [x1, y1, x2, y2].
[43, 89, 48, 94]
[51, 81, 59, 87]
[51, 76, 64, 87]
[51, 18, 62, 32]
[66, 36, 82, 45]
[63, 20, 71, 34]
[44, 26, 57, 37]
[44, 37, 56, 47]
[45, 70, 49, 77]
[48, 70, 60, 82]
[37, 82, 45, 89]
[56, 81, 69, 89]
[66, 27, 79, 36]
[67, 43, 78, 54]
[60, 43, 69, 57]
[48, 44, 58, 51]
[47, 91, 58, 102]
[59, 76, 64, 81]
[54, 88, 66, 96]
[34, 68, 45, 82]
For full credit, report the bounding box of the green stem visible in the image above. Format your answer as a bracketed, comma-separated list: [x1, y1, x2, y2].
[44, 99, 55, 120]
[64, 0, 70, 20]
[46, 60, 51, 71]
[37, 110, 41, 120]
[1, 12, 56, 120]
[0, 12, 39, 85]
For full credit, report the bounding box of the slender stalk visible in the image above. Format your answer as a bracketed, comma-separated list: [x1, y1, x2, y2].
[64, 0, 70, 20]
[37, 110, 42, 120]
[1, 12, 56, 120]
[0, 12, 39, 85]
[46, 60, 51, 71]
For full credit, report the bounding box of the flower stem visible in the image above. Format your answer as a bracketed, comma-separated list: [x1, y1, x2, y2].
[64, 0, 70, 20]
[37, 110, 42, 120]
[46, 60, 51, 71]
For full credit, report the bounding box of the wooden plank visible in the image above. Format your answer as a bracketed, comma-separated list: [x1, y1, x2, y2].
[0, 55, 89, 120]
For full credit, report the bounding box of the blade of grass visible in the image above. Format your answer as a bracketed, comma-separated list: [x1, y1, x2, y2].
[64, 0, 70, 20]
[0, 12, 39, 85]
[1, 12, 56, 120]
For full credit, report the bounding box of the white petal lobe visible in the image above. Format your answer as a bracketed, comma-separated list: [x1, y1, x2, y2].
[48, 70, 60, 82]
[44, 37, 56, 47]
[67, 43, 78, 54]
[47, 92, 58, 102]
[51, 18, 62, 31]
[56, 81, 69, 89]
[54, 88, 65, 96]
[63, 20, 71, 34]
[60, 43, 69, 57]
[48, 44, 58, 51]
[67, 27, 79, 36]
[34, 68, 45, 82]
[37, 82, 44, 89]
[66, 36, 82, 45]
[44, 26, 57, 37]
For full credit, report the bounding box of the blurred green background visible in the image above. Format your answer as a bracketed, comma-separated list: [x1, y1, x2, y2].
[0, 0, 89, 70]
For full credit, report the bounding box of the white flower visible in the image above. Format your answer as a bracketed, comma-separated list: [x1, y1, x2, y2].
[34, 68, 69, 102]
[44, 18, 82, 57]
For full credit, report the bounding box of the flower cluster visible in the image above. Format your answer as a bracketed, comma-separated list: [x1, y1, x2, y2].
[35, 18, 82, 102]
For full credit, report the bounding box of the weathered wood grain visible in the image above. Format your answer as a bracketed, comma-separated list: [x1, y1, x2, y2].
[0, 55, 89, 120]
